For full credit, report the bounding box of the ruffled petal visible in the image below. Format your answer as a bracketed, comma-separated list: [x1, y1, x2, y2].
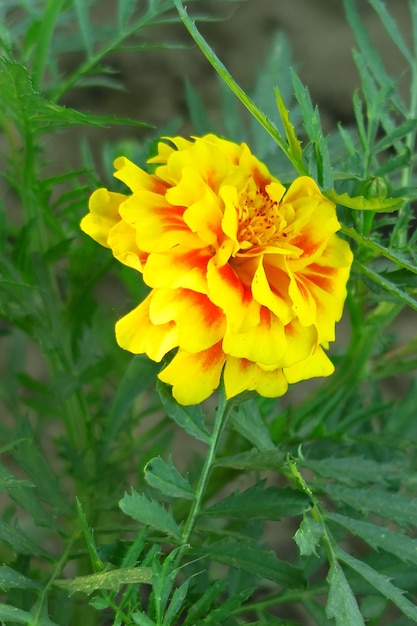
[113, 156, 168, 195]
[143, 246, 211, 293]
[224, 357, 288, 398]
[283, 345, 334, 383]
[120, 191, 204, 253]
[222, 306, 287, 366]
[149, 288, 226, 353]
[115, 293, 178, 362]
[80, 188, 126, 247]
[207, 258, 260, 334]
[108, 220, 145, 272]
[158, 343, 226, 405]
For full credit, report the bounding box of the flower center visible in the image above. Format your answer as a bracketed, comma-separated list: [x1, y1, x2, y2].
[236, 188, 286, 252]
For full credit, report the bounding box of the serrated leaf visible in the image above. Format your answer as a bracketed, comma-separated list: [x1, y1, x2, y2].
[354, 261, 417, 312]
[326, 561, 365, 625]
[55, 567, 152, 595]
[193, 538, 305, 588]
[144, 455, 194, 500]
[119, 489, 182, 541]
[294, 515, 323, 556]
[327, 513, 417, 566]
[326, 189, 403, 212]
[275, 87, 304, 169]
[230, 399, 275, 451]
[336, 547, 417, 621]
[204, 481, 311, 521]
[0, 605, 33, 625]
[341, 226, 417, 275]
[132, 612, 156, 626]
[103, 355, 160, 452]
[322, 484, 417, 528]
[157, 381, 210, 444]
[0, 566, 41, 591]
[302, 456, 402, 485]
[214, 448, 285, 471]
[0, 519, 50, 558]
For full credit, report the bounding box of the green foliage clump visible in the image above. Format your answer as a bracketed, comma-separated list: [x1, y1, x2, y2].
[1, 0, 417, 624]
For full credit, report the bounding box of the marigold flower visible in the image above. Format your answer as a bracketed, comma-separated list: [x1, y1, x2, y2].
[81, 134, 353, 405]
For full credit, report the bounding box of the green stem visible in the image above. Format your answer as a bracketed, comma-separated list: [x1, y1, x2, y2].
[178, 386, 235, 557]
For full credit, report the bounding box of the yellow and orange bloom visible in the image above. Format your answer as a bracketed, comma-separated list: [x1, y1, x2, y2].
[81, 134, 352, 405]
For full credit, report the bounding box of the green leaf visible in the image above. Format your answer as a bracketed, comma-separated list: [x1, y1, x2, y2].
[0, 566, 41, 591]
[73, 0, 93, 58]
[341, 227, 417, 275]
[301, 456, 402, 485]
[157, 381, 210, 444]
[144, 455, 194, 500]
[55, 567, 152, 595]
[230, 400, 275, 451]
[336, 547, 417, 621]
[11, 419, 71, 515]
[0, 519, 50, 558]
[102, 355, 159, 452]
[194, 538, 305, 588]
[203, 481, 311, 521]
[354, 261, 417, 312]
[0, 605, 33, 625]
[214, 448, 285, 471]
[132, 612, 156, 626]
[275, 87, 304, 170]
[290, 69, 333, 188]
[322, 484, 417, 527]
[369, 0, 413, 64]
[326, 189, 403, 212]
[294, 515, 323, 556]
[326, 561, 365, 625]
[119, 489, 182, 541]
[327, 513, 417, 566]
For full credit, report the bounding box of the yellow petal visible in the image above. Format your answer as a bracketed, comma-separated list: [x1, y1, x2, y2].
[114, 156, 168, 195]
[252, 256, 293, 325]
[224, 357, 288, 398]
[115, 294, 178, 362]
[158, 343, 226, 405]
[149, 288, 226, 353]
[80, 188, 126, 247]
[283, 345, 334, 383]
[108, 220, 145, 272]
[280, 318, 318, 368]
[222, 307, 287, 366]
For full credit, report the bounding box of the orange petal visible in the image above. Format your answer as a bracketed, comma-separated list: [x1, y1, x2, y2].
[224, 357, 288, 398]
[115, 293, 178, 362]
[158, 343, 226, 405]
[113, 156, 168, 195]
[143, 246, 211, 293]
[252, 256, 293, 325]
[120, 191, 204, 253]
[207, 258, 260, 333]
